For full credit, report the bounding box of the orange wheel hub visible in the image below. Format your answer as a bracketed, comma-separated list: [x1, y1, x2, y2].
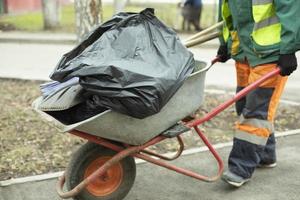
[84, 156, 123, 196]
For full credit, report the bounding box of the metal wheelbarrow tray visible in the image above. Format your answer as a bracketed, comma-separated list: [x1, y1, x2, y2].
[33, 60, 209, 146]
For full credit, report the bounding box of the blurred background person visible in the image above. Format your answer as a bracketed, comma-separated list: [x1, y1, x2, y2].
[181, 0, 203, 31]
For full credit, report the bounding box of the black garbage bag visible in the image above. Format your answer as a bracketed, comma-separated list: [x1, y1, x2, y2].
[46, 99, 108, 125]
[50, 8, 195, 119]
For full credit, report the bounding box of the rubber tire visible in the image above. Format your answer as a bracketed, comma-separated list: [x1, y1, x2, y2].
[66, 142, 136, 200]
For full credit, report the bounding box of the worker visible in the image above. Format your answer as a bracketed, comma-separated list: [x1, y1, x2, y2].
[217, 0, 299, 187]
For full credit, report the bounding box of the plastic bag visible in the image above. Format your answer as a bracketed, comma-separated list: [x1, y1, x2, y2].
[50, 8, 195, 119]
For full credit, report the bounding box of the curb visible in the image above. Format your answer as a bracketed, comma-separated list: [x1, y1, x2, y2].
[0, 172, 63, 187]
[1, 128, 300, 187]
[0, 37, 76, 45]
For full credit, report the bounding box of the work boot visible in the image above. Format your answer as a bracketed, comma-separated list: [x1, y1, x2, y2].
[257, 134, 277, 168]
[257, 162, 277, 168]
[222, 170, 250, 187]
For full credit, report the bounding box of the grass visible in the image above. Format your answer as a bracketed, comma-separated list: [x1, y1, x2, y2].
[0, 11, 43, 31]
[0, 3, 216, 32]
[0, 79, 83, 180]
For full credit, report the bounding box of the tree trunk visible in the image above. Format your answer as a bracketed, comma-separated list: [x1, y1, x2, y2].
[41, 0, 60, 30]
[74, 0, 103, 42]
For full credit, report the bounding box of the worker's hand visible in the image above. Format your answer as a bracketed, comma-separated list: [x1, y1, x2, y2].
[217, 45, 231, 63]
[278, 53, 298, 76]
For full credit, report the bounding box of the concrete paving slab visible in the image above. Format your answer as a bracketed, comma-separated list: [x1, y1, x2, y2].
[1, 134, 300, 200]
[0, 31, 219, 47]
[0, 32, 76, 45]
[0, 43, 73, 81]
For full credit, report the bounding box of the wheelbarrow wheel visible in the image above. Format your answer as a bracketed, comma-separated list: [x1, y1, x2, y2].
[65, 142, 136, 200]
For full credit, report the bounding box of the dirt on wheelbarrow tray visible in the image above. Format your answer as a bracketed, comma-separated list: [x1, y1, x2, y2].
[0, 78, 299, 181]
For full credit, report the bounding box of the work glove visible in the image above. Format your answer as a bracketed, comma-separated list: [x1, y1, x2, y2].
[278, 53, 298, 76]
[217, 45, 231, 63]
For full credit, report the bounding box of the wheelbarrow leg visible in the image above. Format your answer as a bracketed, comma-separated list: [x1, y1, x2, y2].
[134, 128, 224, 182]
[193, 126, 224, 180]
[140, 136, 185, 161]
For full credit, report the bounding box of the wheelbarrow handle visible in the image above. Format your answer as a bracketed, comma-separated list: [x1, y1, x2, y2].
[185, 21, 224, 43]
[203, 56, 221, 72]
[184, 21, 223, 48]
[211, 56, 221, 66]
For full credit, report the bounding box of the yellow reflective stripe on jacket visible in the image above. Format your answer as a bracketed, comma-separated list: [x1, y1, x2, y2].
[222, 0, 231, 42]
[252, 21, 281, 46]
[252, 0, 281, 46]
[222, 0, 231, 19]
[252, 5, 275, 22]
[230, 31, 240, 55]
[223, 26, 230, 43]
[252, 0, 275, 22]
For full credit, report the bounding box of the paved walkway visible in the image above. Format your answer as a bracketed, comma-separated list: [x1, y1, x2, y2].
[0, 31, 219, 46]
[0, 32, 299, 200]
[0, 32, 299, 102]
[1, 133, 300, 200]
[0, 32, 76, 44]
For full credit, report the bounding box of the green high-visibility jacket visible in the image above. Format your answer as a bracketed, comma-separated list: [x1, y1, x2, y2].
[219, 0, 300, 67]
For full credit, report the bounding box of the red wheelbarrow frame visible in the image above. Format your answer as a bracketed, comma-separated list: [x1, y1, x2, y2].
[57, 61, 281, 199]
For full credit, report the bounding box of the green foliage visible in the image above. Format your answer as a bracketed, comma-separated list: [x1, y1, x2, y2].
[0, 11, 43, 31]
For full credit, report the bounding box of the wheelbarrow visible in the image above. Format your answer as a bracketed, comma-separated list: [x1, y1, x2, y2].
[32, 61, 280, 200]
[32, 22, 281, 200]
